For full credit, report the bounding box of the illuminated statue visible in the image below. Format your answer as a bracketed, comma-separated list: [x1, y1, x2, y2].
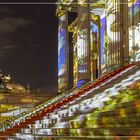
[0, 73, 6, 88]
[0, 71, 25, 93]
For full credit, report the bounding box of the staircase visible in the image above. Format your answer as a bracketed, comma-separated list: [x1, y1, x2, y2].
[1, 62, 140, 140]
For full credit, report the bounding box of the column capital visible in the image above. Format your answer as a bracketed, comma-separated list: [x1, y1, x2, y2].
[56, 5, 68, 17]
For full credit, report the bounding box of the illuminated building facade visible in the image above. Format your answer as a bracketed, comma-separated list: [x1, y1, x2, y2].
[57, 0, 140, 92]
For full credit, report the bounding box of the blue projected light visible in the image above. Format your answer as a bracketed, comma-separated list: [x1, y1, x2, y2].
[134, 0, 140, 9]
[58, 30, 67, 74]
[58, 16, 67, 77]
[76, 80, 86, 88]
[129, 0, 140, 17]
[100, 17, 106, 65]
[91, 22, 98, 33]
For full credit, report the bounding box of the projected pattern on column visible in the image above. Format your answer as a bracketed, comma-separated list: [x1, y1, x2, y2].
[58, 13, 69, 92]
[77, 1, 90, 86]
[106, 0, 129, 69]
[100, 17, 106, 73]
[90, 21, 98, 80]
[129, 0, 140, 62]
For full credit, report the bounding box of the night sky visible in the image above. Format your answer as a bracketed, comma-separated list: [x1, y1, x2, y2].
[0, 1, 58, 91]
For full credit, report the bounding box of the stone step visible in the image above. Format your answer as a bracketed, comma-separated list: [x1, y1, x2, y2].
[14, 127, 140, 137]
[1, 64, 139, 138]
[23, 110, 140, 130]
[13, 134, 139, 140]
[52, 99, 140, 123]
[69, 120, 140, 129]
[22, 100, 140, 129]
[24, 116, 140, 129]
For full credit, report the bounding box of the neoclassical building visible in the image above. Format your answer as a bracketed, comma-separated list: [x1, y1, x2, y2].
[57, 0, 140, 92]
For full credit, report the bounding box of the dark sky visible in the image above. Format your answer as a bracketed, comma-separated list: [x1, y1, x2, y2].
[0, 1, 58, 90]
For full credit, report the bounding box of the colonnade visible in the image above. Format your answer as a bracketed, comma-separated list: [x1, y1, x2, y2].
[57, 0, 135, 92]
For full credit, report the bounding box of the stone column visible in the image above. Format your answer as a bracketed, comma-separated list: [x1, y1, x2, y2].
[73, 33, 78, 87]
[58, 11, 69, 92]
[90, 31, 98, 80]
[77, 0, 91, 83]
[119, 0, 129, 65]
[106, 0, 129, 70]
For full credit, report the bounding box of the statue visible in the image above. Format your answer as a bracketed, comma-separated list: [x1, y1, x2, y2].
[0, 73, 6, 89]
